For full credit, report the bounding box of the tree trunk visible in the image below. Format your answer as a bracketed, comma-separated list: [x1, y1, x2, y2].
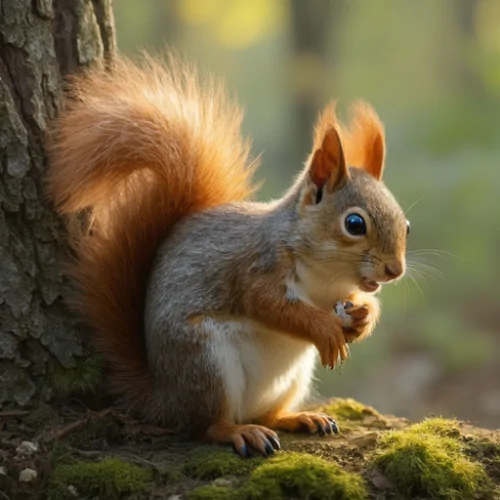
[0, 0, 116, 407]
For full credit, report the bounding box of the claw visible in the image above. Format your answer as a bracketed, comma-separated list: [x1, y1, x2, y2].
[316, 422, 326, 436]
[326, 417, 340, 434]
[234, 442, 250, 458]
[264, 440, 275, 456]
[268, 436, 281, 450]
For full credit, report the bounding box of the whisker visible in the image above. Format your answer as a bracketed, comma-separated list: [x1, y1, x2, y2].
[403, 277, 409, 317]
[405, 267, 435, 291]
[407, 273, 426, 302]
[407, 249, 465, 261]
[406, 261, 444, 280]
[406, 260, 452, 287]
[404, 196, 426, 215]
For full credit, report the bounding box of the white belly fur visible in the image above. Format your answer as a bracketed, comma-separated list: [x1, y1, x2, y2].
[203, 317, 317, 423]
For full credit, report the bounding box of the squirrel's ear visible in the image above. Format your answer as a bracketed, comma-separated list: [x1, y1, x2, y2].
[308, 127, 349, 194]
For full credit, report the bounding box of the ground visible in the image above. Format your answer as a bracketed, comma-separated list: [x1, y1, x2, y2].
[0, 398, 499, 500]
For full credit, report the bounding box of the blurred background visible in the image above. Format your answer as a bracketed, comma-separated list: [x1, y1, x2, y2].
[114, 0, 500, 429]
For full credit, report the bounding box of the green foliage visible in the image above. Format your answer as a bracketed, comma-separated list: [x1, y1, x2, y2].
[46, 458, 152, 500]
[239, 452, 368, 500]
[48, 355, 103, 397]
[184, 448, 263, 479]
[372, 419, 494, 499]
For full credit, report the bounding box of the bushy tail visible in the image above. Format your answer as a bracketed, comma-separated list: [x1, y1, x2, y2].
[46, 53, 258, 422]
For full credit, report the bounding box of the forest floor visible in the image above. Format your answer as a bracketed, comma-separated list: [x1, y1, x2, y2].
[0, 397, 499, 500]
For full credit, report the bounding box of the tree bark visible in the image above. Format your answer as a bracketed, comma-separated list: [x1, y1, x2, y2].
[0, 0, 116, 407]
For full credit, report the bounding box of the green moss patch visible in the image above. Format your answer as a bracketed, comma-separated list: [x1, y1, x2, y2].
[46, 457, 152, 500]
[325, 398, 379, 421]
[409, 417, 461, 438]
[187, 485, 234, 500]
[321, 398, 383, 431]
[184, 448, 263, 479]
[239, 452, 367, 500]
[372, 418, 494, 499]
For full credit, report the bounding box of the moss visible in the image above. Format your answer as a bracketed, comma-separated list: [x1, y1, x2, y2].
[323, 398, 380, 430]
[239, 452, 367, 500]
[50, 441, 73, 467]
[156, 466, 185, 484]
[409, 417, 461, 438]
[49, 355, 103, 397]
[187, 485, 234, 500]
[463, 436, 500, 481]
[46, 457, 152, 500]
[184, 448, 263, 479]
[372, 420, 494, 499]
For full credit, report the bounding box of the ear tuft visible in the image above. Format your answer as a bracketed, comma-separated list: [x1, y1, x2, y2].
[342, 100, 386, 180]
[312, 100, 386, 181]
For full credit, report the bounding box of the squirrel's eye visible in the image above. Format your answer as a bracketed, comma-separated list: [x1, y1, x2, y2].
[406, 220, 411, 237]
[345, 213, 366, 236]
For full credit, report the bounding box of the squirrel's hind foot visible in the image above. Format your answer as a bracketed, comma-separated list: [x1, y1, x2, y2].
[262, 411, 339, 437]
[204, 422, 281, 458]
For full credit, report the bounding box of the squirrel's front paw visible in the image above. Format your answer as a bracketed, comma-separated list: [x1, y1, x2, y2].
[312, 314, 349, 370]
[335, 297, 378, 343]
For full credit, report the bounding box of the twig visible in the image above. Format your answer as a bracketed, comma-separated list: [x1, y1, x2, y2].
[73, 449, 103, 458]
[0, 410, 31, 419]
[73, 448, 162, 472]
[37, 408, 114, 443]
[120, 454, 164, 472]
[38, 418, 90, 443]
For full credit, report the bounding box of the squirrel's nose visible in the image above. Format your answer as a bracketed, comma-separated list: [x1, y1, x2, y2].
[384, 262, 404, 280]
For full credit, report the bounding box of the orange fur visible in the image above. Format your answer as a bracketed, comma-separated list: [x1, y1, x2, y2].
[312, 100, 386, 179]
[46, 53, 258, 416]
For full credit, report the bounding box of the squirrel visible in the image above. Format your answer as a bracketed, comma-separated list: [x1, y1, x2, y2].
[46, 53, 409, 458]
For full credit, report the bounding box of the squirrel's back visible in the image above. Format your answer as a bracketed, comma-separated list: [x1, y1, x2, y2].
[46, 53, 258, 420]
